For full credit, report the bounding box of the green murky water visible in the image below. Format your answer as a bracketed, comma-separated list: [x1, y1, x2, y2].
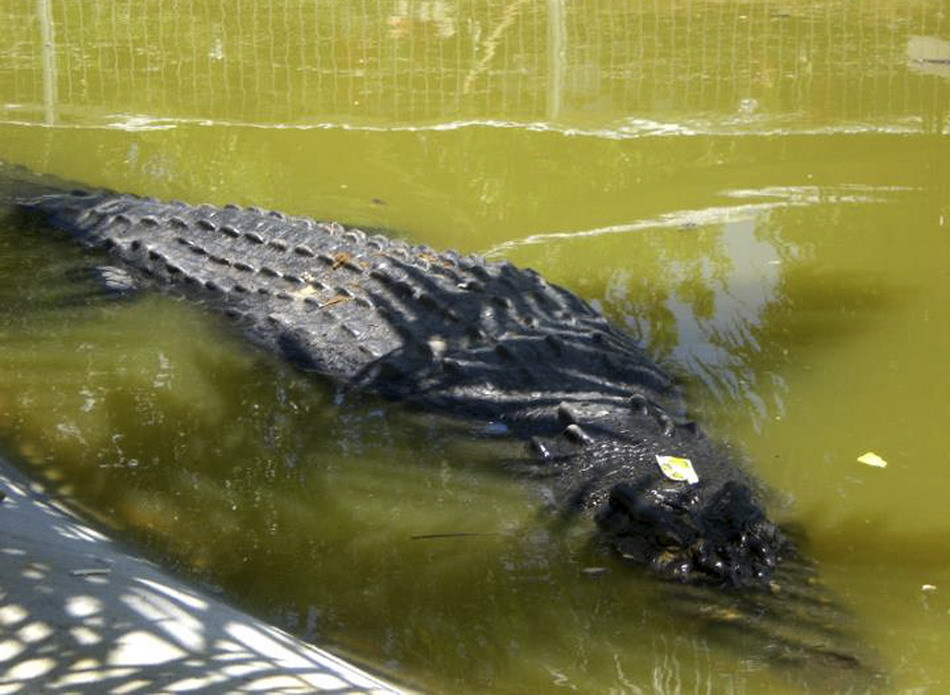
[1, 1, 949, 692]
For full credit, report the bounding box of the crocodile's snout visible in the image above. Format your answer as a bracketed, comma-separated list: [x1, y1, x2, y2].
[597, 479, 786, 587]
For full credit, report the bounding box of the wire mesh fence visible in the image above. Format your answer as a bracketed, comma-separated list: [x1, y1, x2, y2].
[1, 0, 947, 132]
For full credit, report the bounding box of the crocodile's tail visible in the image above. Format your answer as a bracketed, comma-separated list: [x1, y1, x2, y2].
[0, 161, 87, 208]
[0, 162, 121, 248]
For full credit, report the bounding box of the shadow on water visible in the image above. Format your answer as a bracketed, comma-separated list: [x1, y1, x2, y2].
[649, 547, 886, 693]
[0, 459, 400, 694]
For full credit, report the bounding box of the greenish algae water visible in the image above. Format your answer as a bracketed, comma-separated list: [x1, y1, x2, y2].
[1, 1, 949, 692]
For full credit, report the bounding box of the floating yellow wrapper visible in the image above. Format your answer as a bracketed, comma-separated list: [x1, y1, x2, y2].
[655, 455, 699, 484]
[857, 451, 887, 468]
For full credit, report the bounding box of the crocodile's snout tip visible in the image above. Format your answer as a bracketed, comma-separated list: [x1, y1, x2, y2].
[597, 479, 787, 588]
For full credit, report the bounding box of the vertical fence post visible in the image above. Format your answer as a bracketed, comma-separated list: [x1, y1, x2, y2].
[546, 0, 565, 122]
[37, 0, 58, 125]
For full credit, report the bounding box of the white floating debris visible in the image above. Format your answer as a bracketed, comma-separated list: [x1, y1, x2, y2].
[922, 584, 937, 592]
[655, 455, 699, 484]
[857, 451, 888, 468]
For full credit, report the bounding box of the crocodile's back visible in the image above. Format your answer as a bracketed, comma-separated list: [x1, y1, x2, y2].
[22, 189, 678, 431]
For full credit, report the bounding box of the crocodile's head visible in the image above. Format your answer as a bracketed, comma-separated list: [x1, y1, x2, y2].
[595, 477, 786, 587]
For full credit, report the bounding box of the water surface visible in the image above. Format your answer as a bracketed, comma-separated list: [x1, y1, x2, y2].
[1, 2, 949, 692]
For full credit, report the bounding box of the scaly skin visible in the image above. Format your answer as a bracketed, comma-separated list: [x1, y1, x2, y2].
[12, 181, 787, 588]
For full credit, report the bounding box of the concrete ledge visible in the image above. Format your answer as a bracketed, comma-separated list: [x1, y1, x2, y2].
[0, 457, 404, 694]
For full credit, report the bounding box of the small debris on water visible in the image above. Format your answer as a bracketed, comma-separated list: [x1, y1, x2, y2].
[700, 605, 742, 622]
[70, 568, 111, 577]
[581, 567, 608, 577]
[922, 584, 937, 592]
[410, 532, 495, 540]
[857, 451, 888, 468]
[656, 455, 699, 484]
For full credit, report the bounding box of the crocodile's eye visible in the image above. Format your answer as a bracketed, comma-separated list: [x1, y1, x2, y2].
[654, 528, 684, 548]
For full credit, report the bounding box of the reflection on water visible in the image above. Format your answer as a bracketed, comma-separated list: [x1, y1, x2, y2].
[498, 181, 925, 437]
[1, 0, 949, 693]
[1, 0, 948, 134]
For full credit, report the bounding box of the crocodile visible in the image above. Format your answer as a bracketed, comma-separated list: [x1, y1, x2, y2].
[1, 165, 788, 590]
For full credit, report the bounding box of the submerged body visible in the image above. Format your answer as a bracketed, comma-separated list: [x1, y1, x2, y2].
[7, 170, 786, 588]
